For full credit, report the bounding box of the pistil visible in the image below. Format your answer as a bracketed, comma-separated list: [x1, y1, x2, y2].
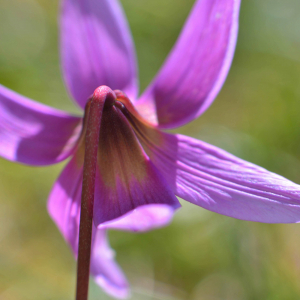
[76, 86, 116, 300]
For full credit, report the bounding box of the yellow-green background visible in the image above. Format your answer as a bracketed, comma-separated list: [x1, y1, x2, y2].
[1, 0, 300, 299]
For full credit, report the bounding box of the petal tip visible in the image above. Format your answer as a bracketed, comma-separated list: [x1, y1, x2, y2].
[99, 203, 179, 232]
[94, 276, 130, 299]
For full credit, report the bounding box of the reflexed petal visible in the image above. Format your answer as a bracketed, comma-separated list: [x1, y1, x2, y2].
[61, 0, 138, 109]
[0, 84, 81, 166]
[99, 204, 176, 232]
[47, 153, 83, 253]
[93, 104, 180, 225]
[91, 229, 130, 299]
[132, 118, 300, 223]
[137, 0, 241, 128]
[48, 155, 129, 299]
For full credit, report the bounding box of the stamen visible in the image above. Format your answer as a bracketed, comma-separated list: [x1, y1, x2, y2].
[114, 100, 125, 111]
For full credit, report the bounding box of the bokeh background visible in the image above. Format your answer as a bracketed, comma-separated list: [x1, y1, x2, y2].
[1, 0, 300, 299]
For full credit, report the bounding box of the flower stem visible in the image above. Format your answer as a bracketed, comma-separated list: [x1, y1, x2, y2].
[76, 87, 116, 300]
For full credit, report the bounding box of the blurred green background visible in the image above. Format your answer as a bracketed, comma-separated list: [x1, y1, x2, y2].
[1, 0, 300, 299]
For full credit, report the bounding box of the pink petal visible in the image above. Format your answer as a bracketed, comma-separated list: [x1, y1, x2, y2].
[93, 104, 180, 225]
[0, 84, 81, 166]
[99, 204, 176, 232]
[61, 0, 138, 109]
[47, 153, 83, 253]
[48, 155, 129, 298]
[90, 229, 130, 299]
[136, 0, 241, 128]
[133, 120, 300, 223]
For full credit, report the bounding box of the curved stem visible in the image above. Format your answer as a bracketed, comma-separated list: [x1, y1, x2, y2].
[76, 86, 116, 300]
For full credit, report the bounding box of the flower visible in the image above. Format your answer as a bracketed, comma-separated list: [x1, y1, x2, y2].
[1, 0, 300, 298]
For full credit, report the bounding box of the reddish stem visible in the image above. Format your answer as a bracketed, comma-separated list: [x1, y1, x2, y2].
[76, 86, 116, 300]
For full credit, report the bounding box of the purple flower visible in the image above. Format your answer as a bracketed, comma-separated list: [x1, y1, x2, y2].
[1, 0, 300, 298]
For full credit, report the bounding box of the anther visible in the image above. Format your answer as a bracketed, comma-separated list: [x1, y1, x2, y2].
[115, 100, 125, 111]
